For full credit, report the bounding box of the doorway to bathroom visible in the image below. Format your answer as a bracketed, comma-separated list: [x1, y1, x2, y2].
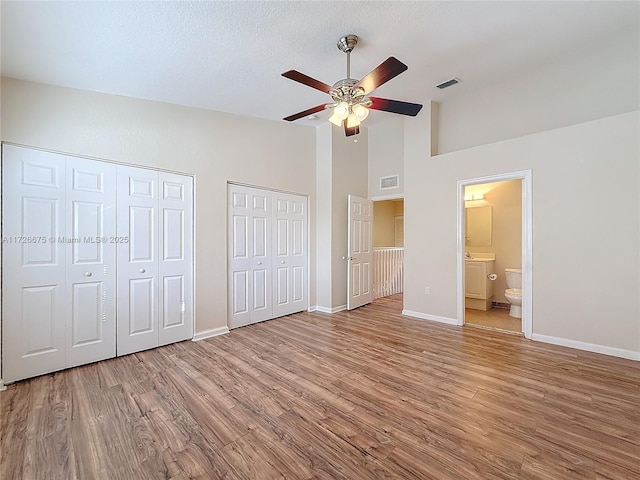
[457, 171, 532, 338]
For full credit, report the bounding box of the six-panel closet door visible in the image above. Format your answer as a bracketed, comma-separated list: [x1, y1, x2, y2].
[228, 185, 273, 328]
[272, 191, 308, 319]
[2, 145, 194, 382]
[2, 146, 117, 382]
[117, 166, 193, 356]
[65, 156, 117, 367]
[228, 184, 308, 329]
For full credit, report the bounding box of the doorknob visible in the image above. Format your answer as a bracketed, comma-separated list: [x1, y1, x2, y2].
[281, 260, 286, 264]
[139, 268, 146, 273]
[257, 261, 262, 265]
[84, 272, 92, 277]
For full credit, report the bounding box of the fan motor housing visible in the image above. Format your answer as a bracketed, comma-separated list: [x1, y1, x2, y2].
[330, 78, 365, 103]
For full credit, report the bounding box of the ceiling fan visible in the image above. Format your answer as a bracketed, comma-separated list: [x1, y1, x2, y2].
[282, 34, 423, 137]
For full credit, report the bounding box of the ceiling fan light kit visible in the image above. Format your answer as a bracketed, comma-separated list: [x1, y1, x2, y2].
[282, 34, 423, 136]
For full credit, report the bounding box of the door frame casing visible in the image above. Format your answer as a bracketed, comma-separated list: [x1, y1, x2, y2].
[456, 170, 533, 338]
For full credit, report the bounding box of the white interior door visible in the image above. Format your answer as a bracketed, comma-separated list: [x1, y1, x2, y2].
[347, 194, 373, 310]
[158, 172, 193, 345]
[2, 146, 67, 382]
[272, 192, 308, 318]
[228, 185, 272, 328]
[65, 157, 116, 367]
[117, 166, 159, 356]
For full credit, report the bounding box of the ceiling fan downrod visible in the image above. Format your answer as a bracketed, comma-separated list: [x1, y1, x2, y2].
[337, 34, 358, 80]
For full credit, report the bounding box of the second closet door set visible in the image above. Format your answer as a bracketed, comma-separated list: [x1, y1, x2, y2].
[228, 184, 309, 329]
[2, 145, 193, 382]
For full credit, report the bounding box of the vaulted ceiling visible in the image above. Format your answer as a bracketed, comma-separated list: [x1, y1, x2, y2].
[2, 1, 638, 127]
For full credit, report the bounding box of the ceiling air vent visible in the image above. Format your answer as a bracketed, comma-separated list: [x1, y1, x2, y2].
[435, 78, 461, 89]
[380, 175, 399, 190]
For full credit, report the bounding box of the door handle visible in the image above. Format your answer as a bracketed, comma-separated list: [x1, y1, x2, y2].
[84, 272, 92, 277]
[139, 268, 146, 273]
[281, 260, 286, 264]
[257, 261, 262, 265]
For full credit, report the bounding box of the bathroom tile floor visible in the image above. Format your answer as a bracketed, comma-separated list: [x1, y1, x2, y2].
[465, 306, 522, 334]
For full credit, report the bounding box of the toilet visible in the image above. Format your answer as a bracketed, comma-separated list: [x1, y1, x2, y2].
[504, 268, 522, 318]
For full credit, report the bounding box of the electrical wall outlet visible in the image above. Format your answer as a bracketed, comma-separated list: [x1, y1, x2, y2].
[424, 286, 431, 295]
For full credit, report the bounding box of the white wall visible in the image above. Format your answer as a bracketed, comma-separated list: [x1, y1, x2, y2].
[315, 124, 333, 309]
[438, 29, 640, 154]
[314, 123, 368, 311]
[368, 117, 404, 198]
[405, 109, 640, 355]
[1, 78, 317, 339]
[330, 128, 369, 309]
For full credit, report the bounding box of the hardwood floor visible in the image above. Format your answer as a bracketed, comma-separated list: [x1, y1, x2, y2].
[1, 294, 639, 479]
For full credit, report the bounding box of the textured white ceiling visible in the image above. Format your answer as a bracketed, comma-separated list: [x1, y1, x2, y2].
[2, 1, 638, 127]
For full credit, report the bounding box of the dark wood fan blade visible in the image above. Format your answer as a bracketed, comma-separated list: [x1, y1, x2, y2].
[283, 104, 329, 122]
[343, 120, 360, 137]
[368, 97, 423, 116]
[354, 57, 408, 94]
[282, 70, 334, 93]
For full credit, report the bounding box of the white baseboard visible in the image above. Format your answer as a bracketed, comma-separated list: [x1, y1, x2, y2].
[402, 310, 460, 326]
[315, 305, 347, 314]
[308, 305, 317, 312]
[192, 326, 230, 342]
[0, 379, 6, 391]
[531, 334, 640, 361]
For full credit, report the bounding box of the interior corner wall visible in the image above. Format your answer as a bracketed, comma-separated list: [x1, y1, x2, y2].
[404, 109, 640, 355]
[315, 123, 333, 309]
[0, 77, 317, 339]
[438, 29, 640, 154]
[330, 127, 369, 309]
[368, 117, 404, 198]
[314, 124, 369, 311]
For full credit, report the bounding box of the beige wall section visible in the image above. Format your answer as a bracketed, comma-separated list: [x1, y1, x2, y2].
[373, 200, 404, 248]
[313, 123, 368, 311]
[367, 117, 404, 198]
[405, 108, 640, 354]
[438, 29, 640, 154]
[315, 124, 333, 309]
[330, 127, 368, 309]
[466, 180, 522, 303]
[1, 78, 317, 336]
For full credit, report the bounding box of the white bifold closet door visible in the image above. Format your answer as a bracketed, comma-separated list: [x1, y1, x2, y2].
[117, 166, 193, 356]
[2, 146, 117, 382]
[228, 184, 308, 329]
[2, 145, 194, 382]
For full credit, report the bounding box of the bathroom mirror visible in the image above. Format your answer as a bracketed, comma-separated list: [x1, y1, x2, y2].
[465, 205, 492, 247]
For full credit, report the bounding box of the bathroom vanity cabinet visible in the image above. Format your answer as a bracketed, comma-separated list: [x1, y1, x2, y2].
[465, 259, 495, 310]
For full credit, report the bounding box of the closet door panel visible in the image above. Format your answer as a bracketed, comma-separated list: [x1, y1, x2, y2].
[272, 193, 308, 318]
[117, 167, 159, 356]
[228, 185, 272, 328]
[2, 145, 67, 382]
[158, 172, 193, 345]
[65, 157, 116, 367]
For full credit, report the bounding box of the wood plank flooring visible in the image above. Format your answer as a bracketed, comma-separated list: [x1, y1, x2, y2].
[1, 294, 639, 479]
